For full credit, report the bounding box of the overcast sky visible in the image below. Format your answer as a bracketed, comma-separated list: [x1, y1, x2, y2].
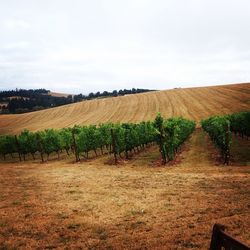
[0, 0, 250, 94]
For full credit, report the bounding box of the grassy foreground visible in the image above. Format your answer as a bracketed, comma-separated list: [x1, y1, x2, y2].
[0, 129, 249, 249]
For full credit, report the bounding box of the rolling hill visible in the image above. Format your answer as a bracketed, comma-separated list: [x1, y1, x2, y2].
[0, 83, 249, 135]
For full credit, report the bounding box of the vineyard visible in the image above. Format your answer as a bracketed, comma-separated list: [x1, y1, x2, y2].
[0, 87, 249, 249]
[1, 0, 250, 246]
[0, 118, 249, 249]
[201, 111, 250, 165]
[1, 111, 249, 166]
[0, 114, 195, 165]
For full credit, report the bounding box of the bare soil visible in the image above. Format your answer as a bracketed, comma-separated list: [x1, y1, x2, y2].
[0, 130, 249, 249]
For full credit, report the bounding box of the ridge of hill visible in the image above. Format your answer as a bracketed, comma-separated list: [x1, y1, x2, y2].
[0, 83, 249, 134]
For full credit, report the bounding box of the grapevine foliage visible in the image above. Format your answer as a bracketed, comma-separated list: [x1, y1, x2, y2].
[201, 116, 231, 164]
[154, 113, 195, 163]
[229, 111, 250, 138]
[0, 114, 196, 164]
[201, 111, 250, 164]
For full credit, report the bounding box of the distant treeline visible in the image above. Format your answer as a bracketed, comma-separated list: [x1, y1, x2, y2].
[0, 89, 72, 114]
[0, 88, 154, 114]
[0, 88, 49, 98]
[73, 88, 154, 102]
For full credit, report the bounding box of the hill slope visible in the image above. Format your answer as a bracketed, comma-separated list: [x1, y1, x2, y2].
[0, 83, 249, 134]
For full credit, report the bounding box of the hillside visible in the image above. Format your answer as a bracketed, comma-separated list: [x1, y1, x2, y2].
[0, 83, 249, 135]
[47, 91, 71, 98]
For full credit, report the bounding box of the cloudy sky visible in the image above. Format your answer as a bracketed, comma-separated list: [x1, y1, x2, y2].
[0, 0, 250, 94]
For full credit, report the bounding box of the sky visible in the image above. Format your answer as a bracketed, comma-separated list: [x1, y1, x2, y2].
[0, 0, 250, 94]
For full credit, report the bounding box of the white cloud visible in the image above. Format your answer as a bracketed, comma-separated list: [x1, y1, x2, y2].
[0, 0, 249, 93]
[3, 41, 30, 50]
[2, 19, 31, 30]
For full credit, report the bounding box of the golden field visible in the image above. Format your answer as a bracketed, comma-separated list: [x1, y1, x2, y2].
[0, 83, 249, 134]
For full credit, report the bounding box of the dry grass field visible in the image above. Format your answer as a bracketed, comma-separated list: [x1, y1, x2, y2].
[0, 129, 249, 249]
[48, 91, 72, 98]
[0, 83, 249, 249]
[0, 83, 249, 134]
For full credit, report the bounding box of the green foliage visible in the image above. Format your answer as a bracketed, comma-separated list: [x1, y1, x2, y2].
[153, 113, 167, 163]
[201, 111, 250, 164]
[201, 115, 231, 164]
[154, 112, 164, 130]
[18, 129, 38, 157]
[77, 125, 99, 156]
[0, 115, 194, 163]
[112, 124, 126, 154]
[98, 123, 112, 149]
[164, 117, 196, 155]
[0, 135, 16, 158]
[154, 114, 195, 162]
[40, 129, 62, 157]
[112, 121, 156, 157]
[229, 111, 250, 138]
[73, 121, 156, 161]
[59, 128, 72, 153]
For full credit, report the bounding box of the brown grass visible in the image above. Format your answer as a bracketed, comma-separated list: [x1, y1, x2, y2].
[0, 129, 249, 249]
[47, 91, 72, 98]
[0, 83, 249, 134]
